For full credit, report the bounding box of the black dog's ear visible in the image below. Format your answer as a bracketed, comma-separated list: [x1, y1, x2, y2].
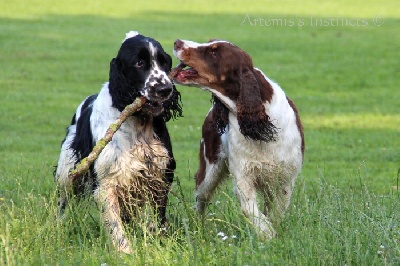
[109, 57, 124, 91]
[110, 57, 120, 68]
[108, 57, 137, 111]
[109, 58, 121, 81]
[237, 68, 278, 142]
[161, 84, 183, 121]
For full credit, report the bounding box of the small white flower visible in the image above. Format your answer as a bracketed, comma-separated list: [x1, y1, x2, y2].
[377, 244, 385, 255]
[208, 212, 216, 216]
[215, 200, 221, 205]
[232, 235, 237, 239]
[217, 231, 225, 237]
[222, 236, 228, 241]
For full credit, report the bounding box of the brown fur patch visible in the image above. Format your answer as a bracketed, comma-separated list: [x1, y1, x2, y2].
[287, 97, 305, 159]
[237, 69, 278, 141]
[195, 106, 224, 187]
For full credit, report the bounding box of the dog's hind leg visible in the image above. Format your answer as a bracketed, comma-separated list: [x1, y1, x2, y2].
[54, 142, 77, 217]
[93, 182, 131, 254]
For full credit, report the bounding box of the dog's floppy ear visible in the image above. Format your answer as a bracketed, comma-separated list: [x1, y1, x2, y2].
[109, 57, 130, 88]
[109, 57, 138, 111]
[237, 68, 278, 142]
[109, 58, 122, 85]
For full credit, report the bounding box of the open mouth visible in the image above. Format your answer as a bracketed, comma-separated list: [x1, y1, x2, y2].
[142, 100, 164, 116]
[169, 62, 198, 83]
[145, 100, 162, 108]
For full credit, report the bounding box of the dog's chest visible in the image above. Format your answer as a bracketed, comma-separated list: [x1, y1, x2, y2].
[224, 115, 302, 182]
[99, 117, 170, 194]
[103, 136, 170, 207]
[110, 127, 170, 185]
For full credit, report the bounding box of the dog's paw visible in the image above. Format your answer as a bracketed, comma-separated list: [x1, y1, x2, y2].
[119, 244, 132, 254]
[256, 219, 277, 240]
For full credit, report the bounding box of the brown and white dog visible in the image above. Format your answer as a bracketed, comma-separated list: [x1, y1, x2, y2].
[170, 39, 304, 239]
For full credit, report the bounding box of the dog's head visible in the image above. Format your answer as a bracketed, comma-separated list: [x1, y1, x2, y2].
[171, 39, 277, 141]
[109, 31, 182, 120]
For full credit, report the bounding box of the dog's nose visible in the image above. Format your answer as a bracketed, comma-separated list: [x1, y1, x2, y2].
[174, 39, 184, 51]
[156, 84, 173, 98]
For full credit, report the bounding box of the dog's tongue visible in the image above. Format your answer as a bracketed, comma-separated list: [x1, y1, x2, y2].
[169, 62, 198, 80]
[181, 68, 198, 77]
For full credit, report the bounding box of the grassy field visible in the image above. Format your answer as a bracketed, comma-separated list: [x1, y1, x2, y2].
[1, 0, 399, 265]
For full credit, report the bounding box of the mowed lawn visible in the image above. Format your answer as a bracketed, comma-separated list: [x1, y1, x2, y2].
[1, 0, 399, 265]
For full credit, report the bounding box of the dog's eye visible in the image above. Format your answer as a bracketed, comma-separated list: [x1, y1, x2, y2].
[135, 59, 145, 68]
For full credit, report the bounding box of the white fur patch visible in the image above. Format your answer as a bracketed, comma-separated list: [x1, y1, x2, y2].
[206, 87, 237, 112]
[181, 40, 232, 49]
[174, 40, 233, 60]
[122, 31, 140, 43]
[173, 49, 183, 61]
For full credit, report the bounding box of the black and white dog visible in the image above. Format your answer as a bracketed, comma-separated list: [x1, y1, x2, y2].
[54, 31, 182, 253]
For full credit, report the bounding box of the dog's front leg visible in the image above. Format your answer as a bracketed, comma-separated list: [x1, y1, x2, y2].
[195, 110, 229, 215]
[94, 184, 131, 254]
[233, 177, 277, 240]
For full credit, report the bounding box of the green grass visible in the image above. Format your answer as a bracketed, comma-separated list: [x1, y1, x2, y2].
[1, 0, 399, 264]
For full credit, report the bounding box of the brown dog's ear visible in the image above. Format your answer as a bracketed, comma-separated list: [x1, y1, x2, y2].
[237, 68, 278, 142]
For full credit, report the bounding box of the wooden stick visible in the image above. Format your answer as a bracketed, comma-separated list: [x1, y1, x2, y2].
[68, 96, 146, 181]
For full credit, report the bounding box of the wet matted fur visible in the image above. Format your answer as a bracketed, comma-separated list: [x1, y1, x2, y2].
[54, 31, 182, 253]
